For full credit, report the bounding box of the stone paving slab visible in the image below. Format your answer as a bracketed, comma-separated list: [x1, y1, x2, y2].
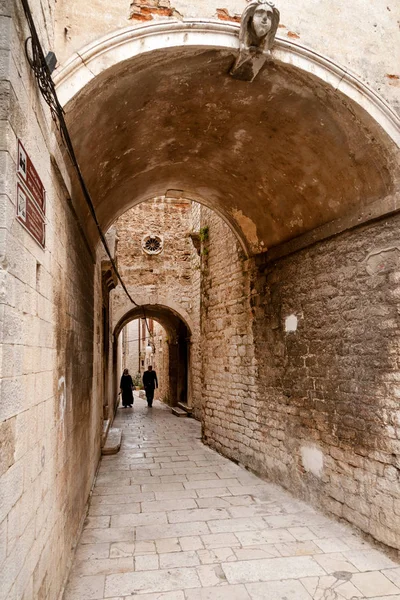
[63, 399, 400, 600]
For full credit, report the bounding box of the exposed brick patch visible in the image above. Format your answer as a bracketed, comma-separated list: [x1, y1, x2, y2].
[216, 8, 241, 23]
[129, 0, 180, 21]
[386, 74, 400, 86]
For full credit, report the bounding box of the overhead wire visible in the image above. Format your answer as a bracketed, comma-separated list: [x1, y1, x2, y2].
[20, 0, 153, 337]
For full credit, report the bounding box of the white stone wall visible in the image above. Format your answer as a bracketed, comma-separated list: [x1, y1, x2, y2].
[0, 2, 104, 598]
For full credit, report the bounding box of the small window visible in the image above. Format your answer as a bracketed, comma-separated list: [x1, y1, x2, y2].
[142, 234, 163, 255]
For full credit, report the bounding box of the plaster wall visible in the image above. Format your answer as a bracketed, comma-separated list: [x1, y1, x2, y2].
[200, 204, 400, 551]
[0, 2, 103, 598]
[54, 0, 400, 115]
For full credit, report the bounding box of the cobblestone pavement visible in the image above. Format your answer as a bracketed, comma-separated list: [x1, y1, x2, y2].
[63, 396, 400, 600]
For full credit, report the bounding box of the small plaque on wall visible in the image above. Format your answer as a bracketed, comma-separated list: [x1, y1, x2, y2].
[16, 140, 46, 248]
[16, 183, 45, 249]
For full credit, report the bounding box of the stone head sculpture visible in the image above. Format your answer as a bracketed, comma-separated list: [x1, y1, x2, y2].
[239, 0, 280, 54]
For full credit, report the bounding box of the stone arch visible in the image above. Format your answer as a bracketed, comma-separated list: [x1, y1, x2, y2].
[55, 20, 400, 256]
[55, 20, 400, 146]
[113, 303, 194, 408]
[113, 297, 194, 337]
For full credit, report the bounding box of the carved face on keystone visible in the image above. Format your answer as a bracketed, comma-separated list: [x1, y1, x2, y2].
[252, 6, 273, 38]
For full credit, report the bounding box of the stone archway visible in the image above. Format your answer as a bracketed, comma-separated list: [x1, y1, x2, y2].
[54, 20, 400, 257]
[113, 304, 193, 411]
[51, 18, 400, 551]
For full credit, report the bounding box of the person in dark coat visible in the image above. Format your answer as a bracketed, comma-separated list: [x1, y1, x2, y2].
[120, 368, 134, 408]
[142, 365, 158, 407]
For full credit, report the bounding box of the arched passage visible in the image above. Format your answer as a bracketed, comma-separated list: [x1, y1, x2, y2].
[52, 19, 400, 553]
[6, 6, 400, 598]
[113, 304, 192, 410]
[55, 20, 400, 256]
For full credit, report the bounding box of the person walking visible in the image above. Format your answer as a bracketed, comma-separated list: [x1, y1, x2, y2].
[120, 368, 134, 408]
[142, 365, 158, 407]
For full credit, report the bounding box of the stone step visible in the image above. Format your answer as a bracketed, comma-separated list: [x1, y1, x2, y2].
[177, 402, 192, 415]
[172, 407, 188, 418]
[102, 428, 122, 455]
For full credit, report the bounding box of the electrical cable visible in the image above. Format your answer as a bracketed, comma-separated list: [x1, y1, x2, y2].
[20, 0, 153, 337]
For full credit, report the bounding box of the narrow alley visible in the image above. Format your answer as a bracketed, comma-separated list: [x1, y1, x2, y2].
[3, 1, 400, 598]
[64, 398, 400, 600]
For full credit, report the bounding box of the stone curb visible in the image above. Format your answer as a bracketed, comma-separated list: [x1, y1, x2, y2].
[102, 428, 122, 455]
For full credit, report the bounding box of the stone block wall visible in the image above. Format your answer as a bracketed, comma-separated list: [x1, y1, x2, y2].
[199, 204, 400, 551]
[0, 2, 103, 598]
[251, 215, 400, 550]
[122, 319, 141, 377]
[112, 198, 194, 320]
[188, 202, 202, 419]
[152, 320, 169, 403]
[198, 205, 258, 462]
[112, 197, 202, 412]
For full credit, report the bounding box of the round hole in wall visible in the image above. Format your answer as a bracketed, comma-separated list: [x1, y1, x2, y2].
[142, 234, 163, 255]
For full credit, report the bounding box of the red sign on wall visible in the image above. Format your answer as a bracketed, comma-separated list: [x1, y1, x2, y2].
[17, 140, 46, 212]
[16, 184, 45, 249]
[16, 140, 46, 249]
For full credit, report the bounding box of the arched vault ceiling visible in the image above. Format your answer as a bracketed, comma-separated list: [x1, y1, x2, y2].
[65, 47, 400, 255]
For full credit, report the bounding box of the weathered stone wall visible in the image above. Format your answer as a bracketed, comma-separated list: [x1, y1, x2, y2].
[251, 216, 400, 551]
[188, 202, 202, 419]
[200, 207, 400, 551]
[0, 2, 103, 598]
[54, 0, 400, 114]
[152, 320, 169, 403]
[112, 198, 193, 320]
[198, 206, 259, 466]
[112, 197, 201, 411]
